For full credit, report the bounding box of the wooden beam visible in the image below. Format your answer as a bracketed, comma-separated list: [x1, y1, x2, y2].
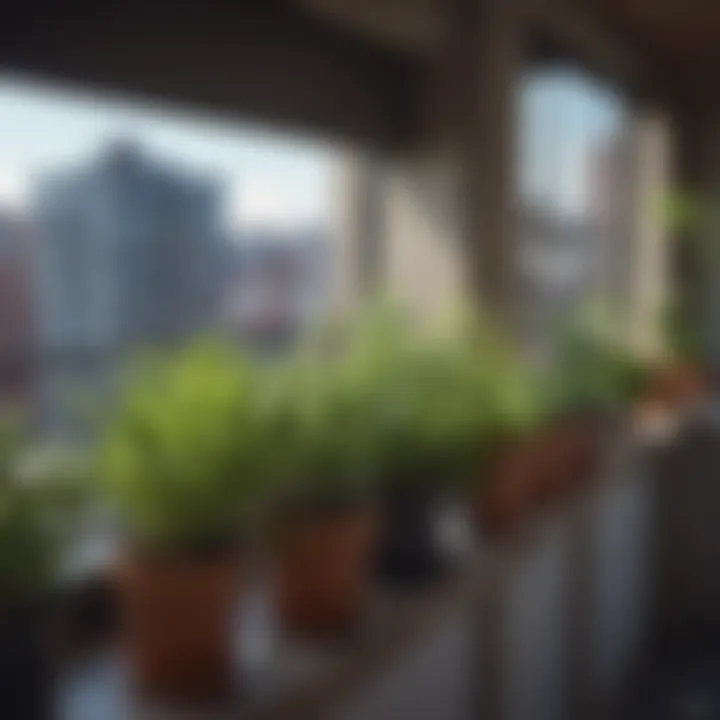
[529, 0, 656, 95]
[1, 0, 424, 150]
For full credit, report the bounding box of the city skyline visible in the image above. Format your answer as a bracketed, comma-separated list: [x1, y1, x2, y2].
[19, 140, 329, 437]
[0, 73, 333, 234]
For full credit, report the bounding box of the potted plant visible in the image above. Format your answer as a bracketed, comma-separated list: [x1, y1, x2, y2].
[648, 190, 711, 410]
[0, 420, 83, 719]
[473, 350, 547, 537]
[641, 297, 708, 413]
[95, 341, 275, 701]
[348, 310, 495, 586]
[271, 345, 380, 639]
[536, 308, 647, 501]
[371, 343, 482, 587]
[13, 442, 107, 667]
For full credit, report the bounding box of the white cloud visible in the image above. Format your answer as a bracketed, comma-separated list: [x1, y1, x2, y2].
[0, 168, 26, 209]
[226, 181, 323, 233]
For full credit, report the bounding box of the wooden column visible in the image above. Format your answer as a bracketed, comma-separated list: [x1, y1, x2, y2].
[329, 150, 386, 315]
[450, 0, 526, 331]
[447, 5, 531, 714]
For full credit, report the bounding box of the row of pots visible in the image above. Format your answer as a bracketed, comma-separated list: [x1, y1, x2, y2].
[477, 414, 608, 536]
[115, 412, 624, 704]
[1, 418, 610, 715]
[2, 360, 705, 717]
[117, 489, 447, 703]
[98, 323, 709, 705]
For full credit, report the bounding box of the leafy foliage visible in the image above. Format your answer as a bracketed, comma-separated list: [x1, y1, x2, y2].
[267, 351, 384, 509]
[94, 301, 650, 532]
[0, 417, 83, 601]
[545, 303, 650, 417]
[662, 296, 703, 364]
[95, 340, 281, 554]
[274, 305, 543, 501]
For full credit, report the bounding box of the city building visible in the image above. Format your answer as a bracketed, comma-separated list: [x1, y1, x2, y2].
[34, 141, 224, 349]
[32, 141, 225, 434]
[222, 229, 329, 351]
[0, 212, 35, 409]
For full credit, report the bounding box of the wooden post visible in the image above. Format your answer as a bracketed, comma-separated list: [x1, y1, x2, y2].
[450, 0, 526, 332]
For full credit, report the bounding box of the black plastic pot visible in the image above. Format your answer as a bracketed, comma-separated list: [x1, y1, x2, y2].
[57, 571, 119, 664]
[374, 484, 448, 589]
[0, 600, 52, 720]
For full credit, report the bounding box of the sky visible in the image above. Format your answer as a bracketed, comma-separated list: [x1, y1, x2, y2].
[519, 68, 625, 219]
[0, 68, 623, 234]
[0, 73, 335, 233]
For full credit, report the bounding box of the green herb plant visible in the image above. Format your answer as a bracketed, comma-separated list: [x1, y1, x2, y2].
[95, 340, 280, 556]
[0, 416, 82, 603]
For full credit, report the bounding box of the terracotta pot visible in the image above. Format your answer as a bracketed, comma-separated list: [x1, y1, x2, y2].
[557, 422, 597, 487]
[476, 440, 536, 537]
[276, 506, 376, 639]
[644, 364, 706, 409]
[570, 419, 604, 480]
[118, 550, 242, 701]
[477, 420, 605, 538]
[528, 425, 572, 503]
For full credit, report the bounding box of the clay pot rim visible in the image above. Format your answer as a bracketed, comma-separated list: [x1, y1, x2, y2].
[277, 494, 375, 522]
[120, 540, 245, 569]
[274, 501, 377, 545]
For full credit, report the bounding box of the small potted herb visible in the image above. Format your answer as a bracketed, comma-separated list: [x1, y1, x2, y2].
[331, 308, 490, 587]
[269, 327, 384, 639]
[473, 349, 547, 537]
[95, 342, 275, 701]
[650, 191, 710, 409]
[371, 340, 491, 585]
[536, 310, 641, 501]
[642, 297, 708, 412]
[0, 420, 82, 719]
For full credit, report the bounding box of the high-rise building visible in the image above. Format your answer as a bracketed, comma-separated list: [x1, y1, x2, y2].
[584, 129, 636, 304]
[32, 141, 225, 435]
[0, 212, 35, 409]
[34, 141, 224, 350]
